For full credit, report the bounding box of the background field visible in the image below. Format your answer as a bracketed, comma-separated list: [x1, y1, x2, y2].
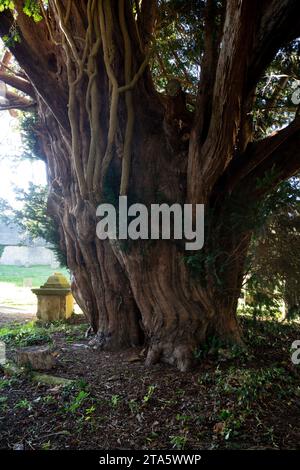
[0, 265, 70, 313]
[0, 265, 70, 287]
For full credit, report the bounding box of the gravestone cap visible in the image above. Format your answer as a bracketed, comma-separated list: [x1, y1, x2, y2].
[32, 272, 71, 295]
[41, 272, 70, 289]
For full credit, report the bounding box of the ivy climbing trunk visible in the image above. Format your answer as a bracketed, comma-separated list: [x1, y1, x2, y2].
[1, 0, 300, 370]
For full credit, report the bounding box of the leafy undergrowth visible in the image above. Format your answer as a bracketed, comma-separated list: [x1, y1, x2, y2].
[0, 320, 86, 348]
[0, 316, 299, 450]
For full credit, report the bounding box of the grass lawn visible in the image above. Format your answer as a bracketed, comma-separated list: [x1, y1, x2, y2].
[0, 265, 70, 288]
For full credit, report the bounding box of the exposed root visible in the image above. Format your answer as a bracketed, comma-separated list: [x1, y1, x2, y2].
[145, 342, 196, 372]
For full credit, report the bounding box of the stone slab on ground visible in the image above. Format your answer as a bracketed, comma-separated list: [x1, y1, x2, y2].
[1, 361, 74, 386]
[14, 345, 57, 370]
[32, 373, 73, 386]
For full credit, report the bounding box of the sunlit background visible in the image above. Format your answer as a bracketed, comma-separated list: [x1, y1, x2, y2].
[0, 110, 46, 207]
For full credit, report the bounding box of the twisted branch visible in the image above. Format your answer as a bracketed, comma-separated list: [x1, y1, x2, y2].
[119, 0, 135, 196]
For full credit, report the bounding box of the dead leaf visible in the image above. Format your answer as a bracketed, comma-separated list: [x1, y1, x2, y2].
[213, 422, 225, 434]
[126, 355, 141, 363]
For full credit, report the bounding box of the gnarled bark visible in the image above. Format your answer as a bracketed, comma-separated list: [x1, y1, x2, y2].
[1, 0, 300, 370]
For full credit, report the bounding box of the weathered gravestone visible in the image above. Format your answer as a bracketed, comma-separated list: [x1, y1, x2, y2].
[32, 272, 74, 322]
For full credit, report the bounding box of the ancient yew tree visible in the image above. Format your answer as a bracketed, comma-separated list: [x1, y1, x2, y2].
[0, 0, 300, 370]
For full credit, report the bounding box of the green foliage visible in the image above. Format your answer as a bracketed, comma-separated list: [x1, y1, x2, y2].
[41, 441, 51, 450]
[244, 277, 281, 320]
[0, 2, 19, 46]
[19, 112, 45, 161]
[151, 1, 299, 137]
[183, 177, 281, 288]
[185, 173, 300, 317]
[169, 434, 187, 450]
[0, 113, 66, 266]
[152, 0, 206, 94]
[176, 413, 191, 423]
[0, 396, 8, 411]
[253, 40, 300, 137]
[128, 398, 139, 414]
[0, 0, 44, 21]
[23, 0, 43, 22]
[0, 0, 45, 49]
[216, 366, 292, 407]
[59, 379, 94, 420]
[184, 248, 224, 286]
[205, 359, 297, 442]
[13, 183, 67, 267]
[14, 184, 50, 239]
[110, 394, 121, 407]
[0, 198, 12, 226]
[143, 384, 156, 404]
[0, 321, 52, 347]
[194, 335, 250, 363]
[15, 398, 32, 410]
[0, 320, 84, 347]
[0, 115, 65, 267]
[65, 390, 90, 414]
[0, 244, 4, 258]
[0, 0, 14, 12]
[246, 176, 300, 319]
[2, 28, 21, 48]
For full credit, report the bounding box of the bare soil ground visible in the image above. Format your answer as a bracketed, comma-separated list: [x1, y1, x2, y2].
[0, 315, 300, 450]
[0, 308, 36, 326]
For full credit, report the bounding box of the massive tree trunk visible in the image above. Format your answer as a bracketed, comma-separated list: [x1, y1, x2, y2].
[1, 0, 300, 370]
